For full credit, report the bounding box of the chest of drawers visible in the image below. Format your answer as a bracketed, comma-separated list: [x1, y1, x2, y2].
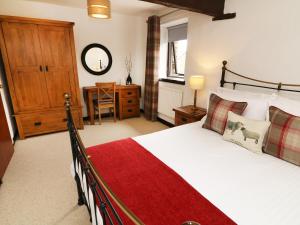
[118, 85, 140, 120]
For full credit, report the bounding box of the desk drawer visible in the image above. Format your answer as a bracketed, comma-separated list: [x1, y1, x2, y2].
[122, 106, 139, 119]
[120, 89, 138, 98]
[17, 110, 81, 137]
[121, 97, 139, 107]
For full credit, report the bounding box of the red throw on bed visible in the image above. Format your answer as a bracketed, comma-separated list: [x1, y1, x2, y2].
[87, 138, 236, 225]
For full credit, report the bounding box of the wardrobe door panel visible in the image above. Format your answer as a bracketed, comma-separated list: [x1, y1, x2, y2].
[38, 25, 78, 107]
[2, 22, 49, 111]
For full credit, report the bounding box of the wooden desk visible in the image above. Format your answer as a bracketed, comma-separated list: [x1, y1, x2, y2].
[83, 84, 141, 125]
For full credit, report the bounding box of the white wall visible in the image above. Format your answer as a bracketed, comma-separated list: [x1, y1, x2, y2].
[186, 0, 300, 107]
[160, 0, 300, 113]
[0, 0, 148, 121]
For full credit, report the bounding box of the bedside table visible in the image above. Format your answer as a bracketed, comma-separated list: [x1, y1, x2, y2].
[173, 105, 207, 126]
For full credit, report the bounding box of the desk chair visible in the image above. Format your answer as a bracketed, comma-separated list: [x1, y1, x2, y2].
[94, 82, 116, 124]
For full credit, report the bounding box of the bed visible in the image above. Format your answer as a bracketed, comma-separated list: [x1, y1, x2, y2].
[65, 61, 300, 225]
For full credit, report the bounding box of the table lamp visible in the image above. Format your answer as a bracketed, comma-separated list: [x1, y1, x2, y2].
[189, 75, 205, 110]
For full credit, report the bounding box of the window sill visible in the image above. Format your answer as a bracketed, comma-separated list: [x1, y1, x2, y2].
[159, 77, 185, 85]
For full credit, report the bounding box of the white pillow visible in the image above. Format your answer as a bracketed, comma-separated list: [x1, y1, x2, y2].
[217, 87, 274, 99]
[223, 111, 271, 154]
[211, 87, 277, 120]
[199, 115, 207, 126]
[268, 95, 300, 117]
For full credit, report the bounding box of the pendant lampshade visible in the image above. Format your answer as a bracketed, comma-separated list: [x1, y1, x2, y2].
[87, 0, 111, 19]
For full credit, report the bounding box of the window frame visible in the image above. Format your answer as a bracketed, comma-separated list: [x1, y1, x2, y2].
[166, 40, 186, 78]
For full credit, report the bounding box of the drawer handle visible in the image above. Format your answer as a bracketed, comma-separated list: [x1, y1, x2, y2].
[128, 109, 133, 112]
[34, 122, 42, 126]
[127, 92, 132, 95]
[63, 118, 68, 122]
[128, 100, 133, 103]
[181, 117, 187, 122]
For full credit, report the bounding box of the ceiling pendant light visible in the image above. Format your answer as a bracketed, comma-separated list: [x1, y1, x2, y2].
[87, 0, 111, 19]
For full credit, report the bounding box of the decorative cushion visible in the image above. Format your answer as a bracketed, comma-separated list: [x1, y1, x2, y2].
[202, 94, 248, 134]
[265, 106, 300, 166]
[223, 112, 270, 154]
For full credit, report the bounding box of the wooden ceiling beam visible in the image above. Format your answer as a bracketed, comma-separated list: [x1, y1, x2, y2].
[140, 0, 225, 17]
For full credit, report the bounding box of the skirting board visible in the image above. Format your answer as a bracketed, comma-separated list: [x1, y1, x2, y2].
[83, 110, 174, 128]
[157, 117, 174, 128]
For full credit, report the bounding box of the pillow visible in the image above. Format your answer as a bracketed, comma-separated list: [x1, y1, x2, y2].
[268, 95, 300, 117]
[199, 115, 207, 126]
[265, 106, 300, 166]
[215, 87, 277, 120]
[223, 112, 270, 154]
[202, 94, 248, 134]
[217, 87, 275, 99]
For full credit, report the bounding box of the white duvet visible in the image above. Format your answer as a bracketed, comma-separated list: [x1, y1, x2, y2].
[134, 119, 300, 225]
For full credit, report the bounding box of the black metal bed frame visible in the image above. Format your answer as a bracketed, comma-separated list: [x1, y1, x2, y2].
[65, 93, 201, 225]
[65, 93, 130, 225]
[220, 60, 300, 92]
[65, 61, 300, 225]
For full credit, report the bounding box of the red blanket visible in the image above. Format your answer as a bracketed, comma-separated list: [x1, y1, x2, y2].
[87, 138, 236, 225]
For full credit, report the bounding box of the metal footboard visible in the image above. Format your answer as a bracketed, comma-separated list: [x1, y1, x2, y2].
[65, 94, 201, 225]
[65, 93, 123, 225]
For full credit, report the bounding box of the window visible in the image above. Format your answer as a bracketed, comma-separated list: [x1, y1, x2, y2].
[167, 40, 187, 76]
[167, 23, 188, 78]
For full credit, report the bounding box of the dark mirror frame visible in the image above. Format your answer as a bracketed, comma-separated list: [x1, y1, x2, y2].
[81, 43, 113, 76]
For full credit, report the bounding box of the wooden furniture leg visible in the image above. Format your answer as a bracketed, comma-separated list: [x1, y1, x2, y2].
[98, 103, 101, 125]
[87, 91, 95, 125]
[113, 104, 116, 122]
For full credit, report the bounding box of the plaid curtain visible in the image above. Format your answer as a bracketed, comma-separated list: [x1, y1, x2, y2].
[144, 16, 160, 121]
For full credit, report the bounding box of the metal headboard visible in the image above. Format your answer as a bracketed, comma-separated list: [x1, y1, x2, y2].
[220, 61, 300, 93]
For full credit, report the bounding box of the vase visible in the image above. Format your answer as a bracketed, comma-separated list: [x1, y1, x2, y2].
[126, 73, 132, 85]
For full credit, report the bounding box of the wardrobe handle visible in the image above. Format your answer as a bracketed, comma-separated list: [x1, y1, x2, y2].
[63, 118, 68, 122]
[39, 65, 43, 72]
[45, 66, 48, 72]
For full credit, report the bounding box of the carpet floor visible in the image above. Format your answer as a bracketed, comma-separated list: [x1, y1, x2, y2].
[0, 117, 168, 225]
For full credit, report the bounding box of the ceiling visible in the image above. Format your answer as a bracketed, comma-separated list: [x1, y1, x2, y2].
[25, 0, 167, 15]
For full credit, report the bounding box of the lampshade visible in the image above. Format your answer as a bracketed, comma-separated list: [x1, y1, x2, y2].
[87, 0, 111, 19]
[189, 75, 205, 90]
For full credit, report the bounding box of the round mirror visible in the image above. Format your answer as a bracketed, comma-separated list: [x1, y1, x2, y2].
[81, 43, 112, 76]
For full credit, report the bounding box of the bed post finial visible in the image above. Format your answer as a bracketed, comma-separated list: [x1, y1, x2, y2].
[64, 93, 71, 111]
[220, 61, 227, 87]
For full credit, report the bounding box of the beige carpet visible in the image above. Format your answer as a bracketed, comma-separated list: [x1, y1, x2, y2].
[0, 117, 168, 225]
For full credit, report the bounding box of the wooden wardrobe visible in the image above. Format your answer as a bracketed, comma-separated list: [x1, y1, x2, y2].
[0, 16, 83, 139]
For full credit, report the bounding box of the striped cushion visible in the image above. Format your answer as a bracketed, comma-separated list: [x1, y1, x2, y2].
[265, 106, 300, 166]
[203, 94, 248, 134]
